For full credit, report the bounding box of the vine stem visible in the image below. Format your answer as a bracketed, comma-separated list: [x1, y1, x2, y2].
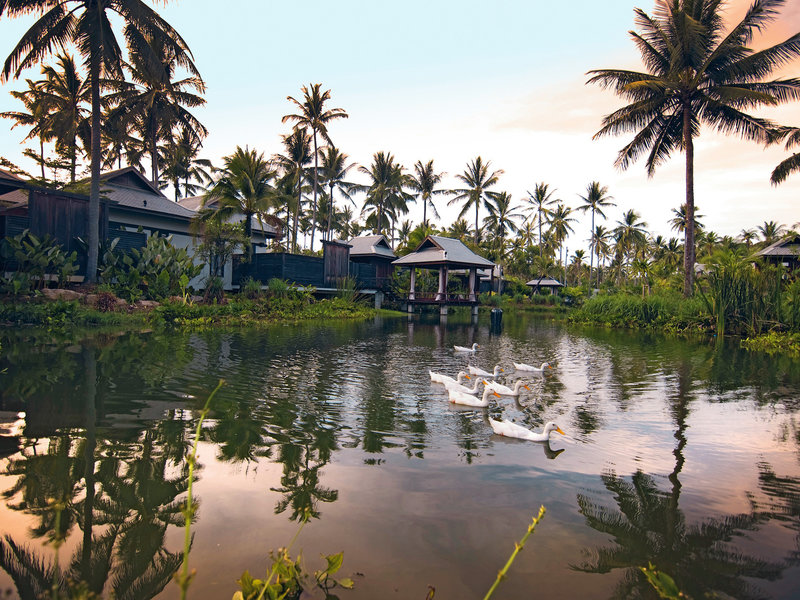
[177, 379, 225, 600]
[482, 505, 546, 600]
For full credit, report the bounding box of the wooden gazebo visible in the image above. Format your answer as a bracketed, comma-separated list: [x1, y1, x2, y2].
[393, 235, 495, 315]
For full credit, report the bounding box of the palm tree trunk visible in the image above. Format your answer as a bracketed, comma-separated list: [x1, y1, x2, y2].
[423, 195, 428, 229]
[293, 176, 301, 253]
[683, 104, 695, 298]
[86, 46, 101, 284]
[310, 131, 318, 252]
[474, 199, 479, 245]
[149, 112, 159, 187]
[589, 209, 595, 287]
[538, 209, 543, 269]
[39, 137, 45, 180]
[245, 210, 253, 259]
[327, 183, 334, 242]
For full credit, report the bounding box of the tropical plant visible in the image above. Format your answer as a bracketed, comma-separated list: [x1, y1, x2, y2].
[0, 78, 52, 180]
[770, 126, 800, 184]
[588, 0, 800, 297]
[205, 146, 276, 258]
[104, 32, 206, 187]
[38, 54, 91, 183]
[1, 0, 200, 283]
[318, 146, 356, 242]
[358, 151, 412, 239]
[273, 130, 312, 252]
[449, 156, 503, 245]
[483, 191, 522, 261]
[408, 159, 447, 228]
[670, 203, 704, 234]
[282, 84, 348, 252]
[159, 126, 213, 201]
[548, 203, 576, 277]
[576, 181, 615, 286]
[614, 209, 649, 268]
[524, 183, 558, 266]
[757, 220, 786, 245]
[0, 229, 78, 292]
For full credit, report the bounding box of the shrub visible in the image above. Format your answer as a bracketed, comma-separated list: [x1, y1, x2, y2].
[240, 277, 263, 300]
[266, 277, 290, 299]
[203, 275, 225, 304]
[0, 229, 78, 293]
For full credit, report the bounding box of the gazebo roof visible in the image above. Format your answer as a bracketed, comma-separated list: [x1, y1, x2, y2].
[393, 235, 494, 268]
[347, 234, 396, 260]
[526, 277, 564, 287]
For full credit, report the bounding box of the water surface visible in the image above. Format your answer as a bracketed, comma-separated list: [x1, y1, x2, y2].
[1, 313, 799, 599]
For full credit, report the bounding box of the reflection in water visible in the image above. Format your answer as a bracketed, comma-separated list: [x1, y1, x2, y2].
[0, 314, 799, 598]
[0, 347, 183, 598]
[575, 353, 786, 599]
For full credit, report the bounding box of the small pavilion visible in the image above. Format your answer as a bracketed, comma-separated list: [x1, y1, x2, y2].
[526, 277, 565, 295]
[756, 234, 800, 271]
[393, 235, 495, 315]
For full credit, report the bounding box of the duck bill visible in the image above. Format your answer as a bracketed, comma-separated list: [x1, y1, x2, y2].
[493, 391, 501, 398]
[555, 427, 565, 435]
[523, 385, 530, 391]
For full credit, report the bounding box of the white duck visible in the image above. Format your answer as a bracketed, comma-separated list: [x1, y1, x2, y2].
[468, 364, 504, 378]
[454, 343, 479, 353]
[444, 376, 484, 395]
[486, 379, 531, 396]
[513, 361, 552, 373]
[448, 384, 501, 407]
[488, 419, 565, 441]
[430, 370, 470, 386]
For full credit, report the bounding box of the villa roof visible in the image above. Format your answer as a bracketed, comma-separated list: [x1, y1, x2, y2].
[393, 235, 494, 268]
[526, 277, 564, 287]
[347, 235, 396, 260]
[99, 167, 197, 220]
[0, 168, 26, 196]
[176, 194, 280, 237]
[756, 234, 800, 258]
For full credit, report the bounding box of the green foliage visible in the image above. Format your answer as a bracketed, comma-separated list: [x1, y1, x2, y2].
[741, 331, 800, 355]
[696, 250, 783, 337]
[0, 229, 78, 293]
[194, 220, 248, 277]
[232, 533, 353, 600]
[571, 291, 708, 332]
[241, 277, 263, 300]
[336, 275, 363, 304]
[640, 564, 687, 599]
[102, 234, 203, 301]
[266, 278, 290, 299]
[203, 275, 225, 304]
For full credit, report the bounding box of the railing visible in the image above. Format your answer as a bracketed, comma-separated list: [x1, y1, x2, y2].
[409, 292, 478, 303]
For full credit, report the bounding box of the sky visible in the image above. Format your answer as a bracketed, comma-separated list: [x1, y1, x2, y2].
[1, 0, 799, 255]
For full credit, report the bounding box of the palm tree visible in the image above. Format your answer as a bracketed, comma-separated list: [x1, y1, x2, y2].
[408, 159, 447, 228]
[615, 209, 649, 268]
[484, 191, 523, 261]
[448, 218, 471, 242]
[159, 126, 213, 201]
[770, 126, 800, 184]
[273, 129, 312, 252]
[548, 203, 576, 278]
[38, 54, 91, 183]
[525, 183, 558, 266]
[2, 0, 200, 283]
[1, 78, 52, 180]
[577, 181, 615, 287]
[105, 33, 206, 187]
[588, 0, 800, 297]
[757, 220, 786, 245]
[282, 84, 348, 253]
[204, 146, 275, 258]
[449, 156, 503, 245]
[358, 152, 411, 239]
[593, 224, 613, 285]
[739, 228, 757, 247]
[670, 203, 704, 234]
[318, 146, 356, 242]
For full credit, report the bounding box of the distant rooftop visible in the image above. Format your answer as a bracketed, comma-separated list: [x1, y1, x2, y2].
[347, 235, 396, 260]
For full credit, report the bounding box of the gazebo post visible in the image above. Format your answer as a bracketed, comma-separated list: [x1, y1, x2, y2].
[409, 268, 416, 300]
[437, 265, 448, 302]
[468, 268, 477, 301]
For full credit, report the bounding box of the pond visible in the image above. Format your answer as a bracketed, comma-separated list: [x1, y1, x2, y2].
[1, 312, 799, 599]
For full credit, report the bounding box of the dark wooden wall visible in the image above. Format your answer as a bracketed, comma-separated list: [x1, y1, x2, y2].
[323, 241, 351, 287]
[233, 253, 324, 287]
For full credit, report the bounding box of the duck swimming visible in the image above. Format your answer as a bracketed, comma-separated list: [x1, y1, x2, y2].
[485, 379, 531, 396]
[488, 419, 565, 442]
[430, 370, 470, 385]
[513, 362, 552, 373]
[448, 384, 501, 407]
[468, 364, 504, 378]
[454, 343, 479, 353]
